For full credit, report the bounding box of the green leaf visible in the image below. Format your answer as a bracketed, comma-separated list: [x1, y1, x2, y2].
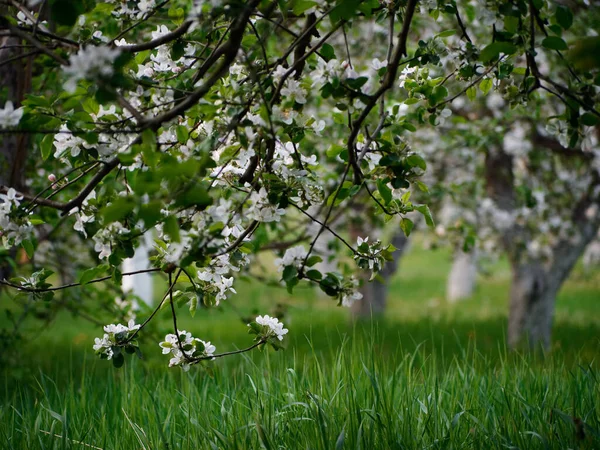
[112, 352, 125, 369]
[569, 37, 600, 70]
[581, 113, 600, 127]
[479, 78, 493, 95]
[29, 216, 45, 225]
[292, 0, 317, 15]
[138, 201, 163, 228]
[173, 185, 212, 209]
[189, 293, 199, 318]
[282, 265, 298, 283]
[320, 44, 336, 62]
[40, 134, 54, 160]
[479, 42, 517, 63]
[326, 144, 344, 158]
[415, 204, 434, 227]
[306, 269, 322, 280]
[406, 154, 426, 170]
[429, 85, 448, 105]
[164, 215, 181, 243]
[437, 29, 456, 38]
[504, 16, 518, 34]
[50, 0, 87, 27]
[168, 6, 185, 24]
[176, 125, 189, 144]
[542, 36, 568, 51]
[400, 218, 414, 237]
[21, 240, 34, 259]
[102, 197, 136, 224]
[377, 179, 392, 205]
[466, 86, 477, 101]
[555, 5, 573, 30]
[79, 265, 108, 285]
[330, 0, 361, 22]
[306, 255, 322, 267]
[414, 180, 429, 193]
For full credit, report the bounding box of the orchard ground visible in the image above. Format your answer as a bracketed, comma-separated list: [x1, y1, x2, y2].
[1, 239, 599, 449]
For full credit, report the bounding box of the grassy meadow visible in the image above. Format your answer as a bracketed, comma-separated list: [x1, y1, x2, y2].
[1, 241, 599, 449]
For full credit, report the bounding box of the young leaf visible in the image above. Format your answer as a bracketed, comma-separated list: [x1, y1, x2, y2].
[542, 36, 568, 51]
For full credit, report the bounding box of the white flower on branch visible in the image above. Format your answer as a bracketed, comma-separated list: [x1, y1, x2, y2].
[341, 277, 363, 308]
[159, 330, 216, 371]
[246, 188, 286, 223]
[274, 245, 307, 273]
[281, 79, 307, 104]
[63, 46, 121, 92]
[253, 315, 289, 341]
[0, 101, 24, 128]
[93, 319, 140, 360]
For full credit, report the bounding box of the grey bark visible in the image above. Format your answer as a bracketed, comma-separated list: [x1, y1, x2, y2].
[352, 230, 409, 317]
[446, 249, 478, 302]
[507, 263, 557, 348]
[582, 236, 600, 271]
[485, 143, 600, 349]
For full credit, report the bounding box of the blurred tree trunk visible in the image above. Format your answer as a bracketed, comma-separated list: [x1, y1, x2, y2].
[122, 232, 154, 305]
[446, 249, 477, 302]
[485, 144, 600, 349]
[582, 235, 600, 272]
[0, 16, 30, 190]
[351, 230, 409, 318]
[507, 262, 556, 348]
[0, 7, 31, 281]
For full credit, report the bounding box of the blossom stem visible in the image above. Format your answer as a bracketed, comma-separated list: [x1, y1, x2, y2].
[0, 268, 162, 293]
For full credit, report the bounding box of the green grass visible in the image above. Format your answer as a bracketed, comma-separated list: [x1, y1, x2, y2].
[1, 242, 599, 449]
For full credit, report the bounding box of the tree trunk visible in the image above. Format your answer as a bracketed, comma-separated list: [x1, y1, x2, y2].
[0, 12, 31, 282]
[508, 213, 599, 349]
[582, 237, 600, 272]
[122, 232, 154, 306]
[484, 142, 600, 349]
[446, 249, 477, 302]
[507, 263, 557, 349]
[352, 230, 409, 317]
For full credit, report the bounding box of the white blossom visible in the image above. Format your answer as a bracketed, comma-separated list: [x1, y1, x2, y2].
[281, 79, 307, 104]
[246, 187, 286, 222]
[64, 46, 121, 92]
[159, 330, 216, 371]
[93, 319, 140, 360]
[252, 315, 289, 341]
[0, 101, 24, 128]
[341, 277, 363, 307]
[275, 245, 307, 273]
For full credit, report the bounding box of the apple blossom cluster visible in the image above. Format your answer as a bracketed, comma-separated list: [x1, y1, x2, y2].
[340, 277, 363, 308]
[93, 222, 130, 260]
[93, 319, 140, 360]
[105, 0, 158, 20]
[0, 188, 33, 247]
[249, 315, 289, 342]
[159, 330, 216, 371]
[246, 187, 286, 223]
[70, 191, 97, 238]
[311, 59, 358, 87]
[63, 45, 121, 92]
[275, 245, 308, 274]
[196, 254, 241, 305]
[354, 237, 389, 279]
